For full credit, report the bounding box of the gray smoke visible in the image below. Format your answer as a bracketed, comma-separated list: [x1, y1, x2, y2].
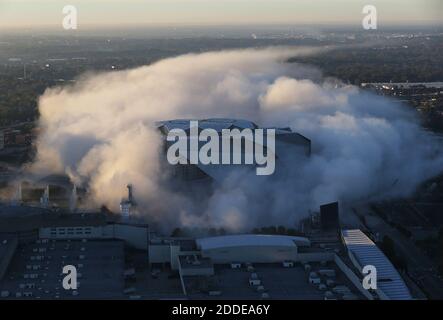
[30, 47, 443, 231]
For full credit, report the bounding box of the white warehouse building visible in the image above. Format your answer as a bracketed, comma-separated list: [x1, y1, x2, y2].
[196, 234, 311, 264]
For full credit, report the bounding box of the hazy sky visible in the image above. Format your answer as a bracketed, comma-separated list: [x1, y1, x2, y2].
[0, 0, 441, 29]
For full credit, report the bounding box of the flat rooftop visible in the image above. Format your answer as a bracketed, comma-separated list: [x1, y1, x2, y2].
[185, 261, 364, 300]
[0, 236, 17, 260]
[0, 205, 143, 233]
[0, 239, 125, 299]
[342, 229, 412, 300]
[149, 238, 198, 251]
[196, 234, 310, 251]
[0, 205, 108, 233]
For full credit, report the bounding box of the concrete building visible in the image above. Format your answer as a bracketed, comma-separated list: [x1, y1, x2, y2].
[149, 238, 199, 270]
[0, 204, 149, 250]
[147, 231, 412, 300]
[148, 234, 312, 269]
[39, 221, 149, 250]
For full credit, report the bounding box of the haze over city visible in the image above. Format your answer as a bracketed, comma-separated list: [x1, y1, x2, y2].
[0, 0, 442, 29]
[1, 0, 443, 305]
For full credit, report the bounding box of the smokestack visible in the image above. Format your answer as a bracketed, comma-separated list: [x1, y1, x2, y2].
[11, 181, 23, 205]
[120, 184, 135, 220]
[127, 184, 133, 203]
[69, 185, 77, 213]
[40, 185, 50, 208]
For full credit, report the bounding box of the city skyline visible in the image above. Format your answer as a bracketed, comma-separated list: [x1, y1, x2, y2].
[0, 0, 442, 30]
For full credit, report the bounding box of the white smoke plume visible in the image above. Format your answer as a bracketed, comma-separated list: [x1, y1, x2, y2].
[30, 47, 443, 232]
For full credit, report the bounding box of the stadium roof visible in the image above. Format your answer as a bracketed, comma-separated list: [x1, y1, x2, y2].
[196, 234, 311, 251]
[341, 229, 412, 300]
[157, 118, 258, 133]
[155, 118, 311, 181]
[156, 118, 299, 135]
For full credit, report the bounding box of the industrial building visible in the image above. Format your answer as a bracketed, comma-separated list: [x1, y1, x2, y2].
[0, 207, 414, 300]
[0, 202, 152, 299]
[341, 229, 412, 300]
[0, 203, 149, 250]
[196, 234, 310, 264]
[1, 202, 413, 300]
[146, 230, 414, 300]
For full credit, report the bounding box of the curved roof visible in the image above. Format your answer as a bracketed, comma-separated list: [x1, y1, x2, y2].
[341, 229, 412, 300]
[196, 234, 310, 251]
[157, 118, 258, 133]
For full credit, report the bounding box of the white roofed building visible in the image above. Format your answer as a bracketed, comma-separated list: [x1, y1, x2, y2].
[341, 229, 412, 300]
[196, 234, 310, 264]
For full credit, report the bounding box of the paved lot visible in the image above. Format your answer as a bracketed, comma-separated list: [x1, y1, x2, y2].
[0, 239, 125, 299]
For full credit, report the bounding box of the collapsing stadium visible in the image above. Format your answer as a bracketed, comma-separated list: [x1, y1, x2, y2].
[156, 118, 311, 182]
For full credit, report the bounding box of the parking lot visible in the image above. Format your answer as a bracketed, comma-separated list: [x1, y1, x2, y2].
[0, 239, 125, 299]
